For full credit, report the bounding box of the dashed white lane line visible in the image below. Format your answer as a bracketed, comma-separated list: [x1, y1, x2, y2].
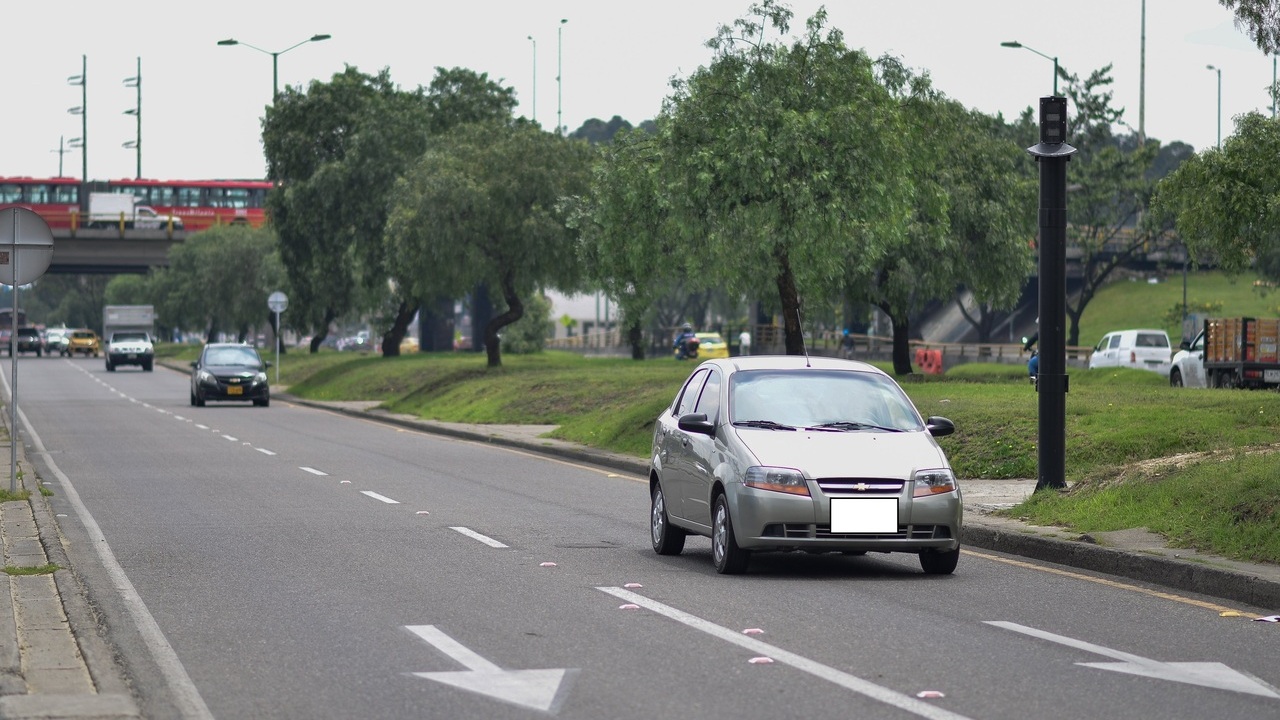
[255, 448, 277, 456]
[221, 435, 238, 442]
[299, 466, 328, 476]
[360, 491, 400, 504]
[195, 424, 209, 430]
[450, 527, 508, 548]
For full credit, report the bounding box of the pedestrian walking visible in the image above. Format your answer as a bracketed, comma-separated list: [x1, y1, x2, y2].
[738, 329, 752, 356]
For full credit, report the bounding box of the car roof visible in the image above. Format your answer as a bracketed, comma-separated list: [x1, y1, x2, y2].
[693, 354, 889, 377]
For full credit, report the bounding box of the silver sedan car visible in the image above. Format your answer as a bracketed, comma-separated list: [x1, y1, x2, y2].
[649, 356, 961, 575]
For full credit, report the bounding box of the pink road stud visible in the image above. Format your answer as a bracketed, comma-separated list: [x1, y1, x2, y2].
[742, 628, 764, 635]
[540, 562, 558, 567]
[748, 657, 773, 664]
[619, 604, 640, 610]
[916, 691, 946, 699]
[623, 583, 643, 588]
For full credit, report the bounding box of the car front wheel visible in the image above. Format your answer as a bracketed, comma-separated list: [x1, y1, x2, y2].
[1170, 368, 1183, 387]
[651, 482, 686, 555]
[711, 494, 749, 574]
[919, 547, 960, 575]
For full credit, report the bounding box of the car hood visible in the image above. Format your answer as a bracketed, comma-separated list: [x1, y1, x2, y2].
[202, 364, 263, 376]
[733, 427, 949, 479]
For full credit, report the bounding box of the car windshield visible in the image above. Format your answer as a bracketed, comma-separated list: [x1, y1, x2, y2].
[204, 346, 262, 368]
[730, 369, 923, 432]
[112, 332, 148, 342]
[72, 332, 95, 339]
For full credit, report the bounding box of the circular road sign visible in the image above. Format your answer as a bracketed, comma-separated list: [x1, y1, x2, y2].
[0, 207, 54, 286]
[268, 291, 288, 313]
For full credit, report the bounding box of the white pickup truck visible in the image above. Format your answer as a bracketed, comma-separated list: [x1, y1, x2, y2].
[105, 330, 154, 372]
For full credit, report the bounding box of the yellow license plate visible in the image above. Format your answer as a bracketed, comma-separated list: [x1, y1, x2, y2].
[227, 385, 243, 395]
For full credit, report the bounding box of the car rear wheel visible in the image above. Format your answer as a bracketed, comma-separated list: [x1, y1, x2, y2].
[919, 547, 960, 575]
[1170, 368, 1183, 387]
[711, 494, 749, 574]
[650, 482, 686, 555]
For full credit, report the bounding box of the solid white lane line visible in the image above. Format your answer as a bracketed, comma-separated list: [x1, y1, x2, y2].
[360, 491, 400, 504]
[255, 448, 277, 456]
[450, 527, 509, 548]
[597, 587, 975, 720]
[299, 467, 328, 476]
[8, 383, 215, 718]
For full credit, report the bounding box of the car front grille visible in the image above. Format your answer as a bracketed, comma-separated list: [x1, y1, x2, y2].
[815, 478, 905, 496]
[763, 524, 951, 540]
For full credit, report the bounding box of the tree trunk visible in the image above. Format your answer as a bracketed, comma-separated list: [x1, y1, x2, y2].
[774, 247, 805, 355]
[880, 305, 914, 376]
[309, 308, 336, 353]
[420, 297, 455, 352]
[380, 299, 420, 358]
[628, 320, 645, 360]
[484, 273, 523, 368]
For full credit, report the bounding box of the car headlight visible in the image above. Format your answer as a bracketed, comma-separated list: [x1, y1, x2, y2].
[744, 466, 810, 496]
[197, 370, 213, 383]
[913, 469, 957, 497]
[254, 372, 268, 384]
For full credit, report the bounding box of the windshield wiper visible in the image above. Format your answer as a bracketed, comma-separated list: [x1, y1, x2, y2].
[807, 421, 904, 433]
[732, 419, 797, 431]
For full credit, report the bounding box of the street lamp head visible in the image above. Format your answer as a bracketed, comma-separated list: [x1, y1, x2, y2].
[66, 74, 83, 85]
[67, 106, 83, 115]
[1001, 41, 1022, 48]
[310, 34, 331, 42]
[217, 38, 239, 46]
[560, 18, 568, 25]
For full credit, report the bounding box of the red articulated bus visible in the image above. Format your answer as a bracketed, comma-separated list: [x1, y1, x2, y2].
[0, 177, 82, 229]
[100, 178, 273, 231]
[0, 176, 273, 231]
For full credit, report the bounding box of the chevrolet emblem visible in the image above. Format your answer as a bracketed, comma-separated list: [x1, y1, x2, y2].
[854, 482, 868, 492]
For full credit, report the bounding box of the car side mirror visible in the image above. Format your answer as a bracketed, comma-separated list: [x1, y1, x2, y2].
[264, 361, 273, 369]
[1180, 341, 1190, 351]
[677, 412, 715, 436]
[189, 361, 198, 368]
[925, 416, 955, 438]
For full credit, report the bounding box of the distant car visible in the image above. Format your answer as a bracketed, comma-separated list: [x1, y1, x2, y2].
[67, 330, 100, 357]
[190, 343, 270, 407]
[1087, 329, 1172, 376]
[649, 356, 961, 575]
[1170, 331, 1206, 388]
[44, 328, 71, 356]
[7, 327, 43, 356]
[105, 330, 155, 372]
[694, 332, 730, 359]
[399, 336, 419, 354]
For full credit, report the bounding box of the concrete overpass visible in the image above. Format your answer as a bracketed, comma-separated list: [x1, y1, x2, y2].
[46, 227, 186, 274]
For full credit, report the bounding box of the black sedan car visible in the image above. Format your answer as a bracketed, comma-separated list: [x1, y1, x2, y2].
[190, 343, 270, 407]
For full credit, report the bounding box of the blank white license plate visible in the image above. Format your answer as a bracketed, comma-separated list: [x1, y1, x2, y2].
[830, 498, 898, 533]
[1266, 370, 1280, 383]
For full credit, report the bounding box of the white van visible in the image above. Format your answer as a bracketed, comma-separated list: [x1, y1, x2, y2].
[1088, 329, 1172, 376]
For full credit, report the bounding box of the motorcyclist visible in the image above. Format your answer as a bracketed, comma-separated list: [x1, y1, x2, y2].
[674, 323, 699, 360]
[1023, 317, 1039, 382]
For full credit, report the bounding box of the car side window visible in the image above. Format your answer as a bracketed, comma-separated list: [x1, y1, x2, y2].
[693, 370, 721, 422]
[675, 369, 709, 417]
[1108, 335, 1122, 349]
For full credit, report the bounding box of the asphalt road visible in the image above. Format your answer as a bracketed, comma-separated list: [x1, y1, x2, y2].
[10, 355, 1280, 719]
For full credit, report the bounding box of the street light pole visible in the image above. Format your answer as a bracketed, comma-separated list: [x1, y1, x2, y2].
[217, 34, 332, 101]
[557, 18, 568, 135]
[527, 35, 537, 125]
[67, 55, 87, 186]
[123, 57, 141, 179]
[1000, 41, 1059, 95]
[1206, 64, 1222, 149]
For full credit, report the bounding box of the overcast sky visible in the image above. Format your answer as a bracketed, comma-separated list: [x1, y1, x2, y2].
[2, 1, 1271, 182]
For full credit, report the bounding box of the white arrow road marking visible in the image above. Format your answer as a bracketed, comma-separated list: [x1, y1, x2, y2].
[406, 625, 577, 713]
[600, 588, 974, 720]
[450, 527, 508, 548]
[986, 621, 1280, 698]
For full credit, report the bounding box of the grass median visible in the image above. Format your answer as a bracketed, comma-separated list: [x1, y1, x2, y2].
[160, 345, 1280, 564]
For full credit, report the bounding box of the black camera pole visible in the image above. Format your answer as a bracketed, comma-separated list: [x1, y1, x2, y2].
[1027, 96, 1077, 492]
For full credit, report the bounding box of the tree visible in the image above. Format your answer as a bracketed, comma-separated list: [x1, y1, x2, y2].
[1154, 112, 1280, 275]
[663, 1, 914, 356]
[1220, 0, 1280, 54]
[385, 122, 595, 367]
[149, 226, 284, 342]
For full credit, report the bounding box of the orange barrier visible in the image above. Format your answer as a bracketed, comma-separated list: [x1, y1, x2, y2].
[915, 348, 944, 375]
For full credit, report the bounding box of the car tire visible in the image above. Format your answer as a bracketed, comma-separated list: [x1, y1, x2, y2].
[194, 390, 205, 407]
[143, 360, 153, 372]
[1170, 368, 1183, 387]
[253, 396, 270, 408]
[650, 482, 686, 555]
[106, 361, 115, 372]
[919, 547, 960, 575]
[711, 494, 749, 575]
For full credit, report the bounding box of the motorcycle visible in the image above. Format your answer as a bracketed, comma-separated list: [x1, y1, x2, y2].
[674, 335, 701, 361]
[1022, 335, 1039, 389]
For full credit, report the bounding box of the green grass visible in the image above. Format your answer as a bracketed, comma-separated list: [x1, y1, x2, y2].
[3, 564, 60, 576]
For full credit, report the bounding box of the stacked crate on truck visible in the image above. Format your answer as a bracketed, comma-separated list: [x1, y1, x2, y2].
[1203, 317, 1280, 388]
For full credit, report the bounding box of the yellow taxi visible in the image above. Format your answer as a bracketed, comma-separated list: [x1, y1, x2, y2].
[68, 329, 101, 357]
[695, 332, 730, 359]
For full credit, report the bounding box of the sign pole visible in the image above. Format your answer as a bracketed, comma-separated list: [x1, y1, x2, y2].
[274, 310, 281, 384]
[9, 211, 17, 493]
[267, 291, 288, 386]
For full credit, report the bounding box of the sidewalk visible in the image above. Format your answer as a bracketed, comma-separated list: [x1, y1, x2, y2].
[2, 395, 1277, 720]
